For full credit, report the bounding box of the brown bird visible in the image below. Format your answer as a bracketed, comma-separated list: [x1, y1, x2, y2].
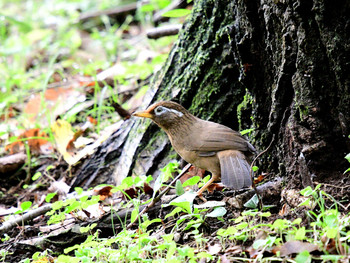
[133, 101, 256, 196]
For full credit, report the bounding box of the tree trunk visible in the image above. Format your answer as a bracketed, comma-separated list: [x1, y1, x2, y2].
[78, 0, 350, 196]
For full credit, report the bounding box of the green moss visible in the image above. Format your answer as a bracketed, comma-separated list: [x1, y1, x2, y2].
[237, 89, 253, 130]
[298, 105, 309, 121]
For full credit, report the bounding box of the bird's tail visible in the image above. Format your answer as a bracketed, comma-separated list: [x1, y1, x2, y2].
[218, 150, 252, 189]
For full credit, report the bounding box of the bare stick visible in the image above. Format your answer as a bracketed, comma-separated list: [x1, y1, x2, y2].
[0, 204, 52, 234]
[126, 163, 191, 229]
[250, 134, 275, 210]
[146, 25, 182, 39]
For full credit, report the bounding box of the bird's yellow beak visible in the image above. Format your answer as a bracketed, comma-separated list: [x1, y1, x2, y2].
[132, 111, 153, 119]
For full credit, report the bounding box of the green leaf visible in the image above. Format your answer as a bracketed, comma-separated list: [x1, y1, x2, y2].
[295, 227, 306, 240]
[259, 212, 271, 217]
[130, 207, 139, 224]
[74, 187, 83, 195]
[20, 201, 32, 212]
[244, 194, 259, 208]
[176, 180, 185, 196]
[162, 234, 174, 243]
[182, 176, 200, 187]
[272, 219, 289, 230]
[345, 153, 350, 162]
[165, 207, 182, 220]
[326, 227, 338, 239]
[1, 15, 32, 32]
[168, 191, 197, 214]
[236, 222, 248, 230]
[140, 4, 155, 13]
[252, 166, 259, 172]
[45, 192, 57, 203]
[293, 218, 302, 225]
[206, 207, 227, 218]
[240, 128, 254, 136]
[32, 172, 42, 181]
[295, 250, 311, 263]
[162, 9, 191, 18]
[160, 161, 179, 182]
[300, 186, 313, 196]
[46, 165, 55, 171]
[299, 198, 311, 207]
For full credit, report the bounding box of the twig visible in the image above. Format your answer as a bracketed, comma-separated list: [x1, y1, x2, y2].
[112, 102, 131, 119]
[250, 134, 275, 210]
[79, 3, 137, 21]
[146, 24, 182, 39]
[0, 204, 52, 235]
[126, 163, 191, 229]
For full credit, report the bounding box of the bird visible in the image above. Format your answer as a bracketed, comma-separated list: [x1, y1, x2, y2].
[132, 101, 256, 196]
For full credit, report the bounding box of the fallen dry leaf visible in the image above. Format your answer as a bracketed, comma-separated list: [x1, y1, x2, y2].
[208, 243, 222, 255]
[51, 119, 75, 163]
[24, 86, 85, 126]
[5, 128, 49, 154]
[254, 174, 265, 184]
[94, 186, 113, 201]
[275, 240, 319, 256]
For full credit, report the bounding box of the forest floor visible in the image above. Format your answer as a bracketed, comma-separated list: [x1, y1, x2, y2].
[0, 1, 349, 262]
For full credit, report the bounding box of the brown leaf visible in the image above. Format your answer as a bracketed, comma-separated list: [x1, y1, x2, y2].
[254, 174, 265, 184]
[94, 186, 113, 201]
[278, 203, 288, 216]
[123, 187, 138, 199]
[5, 128, 49, 154]
[24, 86, 85, 125]
[143, 183, 154, 196]
[276, 241, 318, 256]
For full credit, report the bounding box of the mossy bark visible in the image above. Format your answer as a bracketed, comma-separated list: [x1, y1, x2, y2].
[123, 0, 350, 190]
[77, 0, 349, 191]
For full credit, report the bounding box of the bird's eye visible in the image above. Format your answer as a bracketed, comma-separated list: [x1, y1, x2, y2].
[154, 106, 166, 115]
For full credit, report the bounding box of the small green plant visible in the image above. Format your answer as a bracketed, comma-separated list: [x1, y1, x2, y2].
[344, 153, 350, 174]
[215, 186, 350, 262]
[46, 193, 100, 225]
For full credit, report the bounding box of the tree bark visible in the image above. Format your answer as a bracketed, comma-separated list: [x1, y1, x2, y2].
[78, 0, 350, 195]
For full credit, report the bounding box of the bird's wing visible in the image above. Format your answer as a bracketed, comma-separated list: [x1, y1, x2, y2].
[189, 119, 255, 154]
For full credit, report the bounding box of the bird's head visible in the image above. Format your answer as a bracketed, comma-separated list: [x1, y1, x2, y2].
[132, 101, 194, 131]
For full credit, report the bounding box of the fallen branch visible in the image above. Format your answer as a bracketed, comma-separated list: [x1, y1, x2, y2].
[0, 204, 52, 235]
[227, 177, 283, 209]
[146, 24, 182, 39]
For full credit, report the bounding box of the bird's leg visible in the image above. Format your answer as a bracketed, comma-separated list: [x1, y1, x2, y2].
[196, 174, 218, 197]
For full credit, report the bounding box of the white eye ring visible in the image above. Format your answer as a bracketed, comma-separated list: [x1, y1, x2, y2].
[154, 106, 166, 115]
